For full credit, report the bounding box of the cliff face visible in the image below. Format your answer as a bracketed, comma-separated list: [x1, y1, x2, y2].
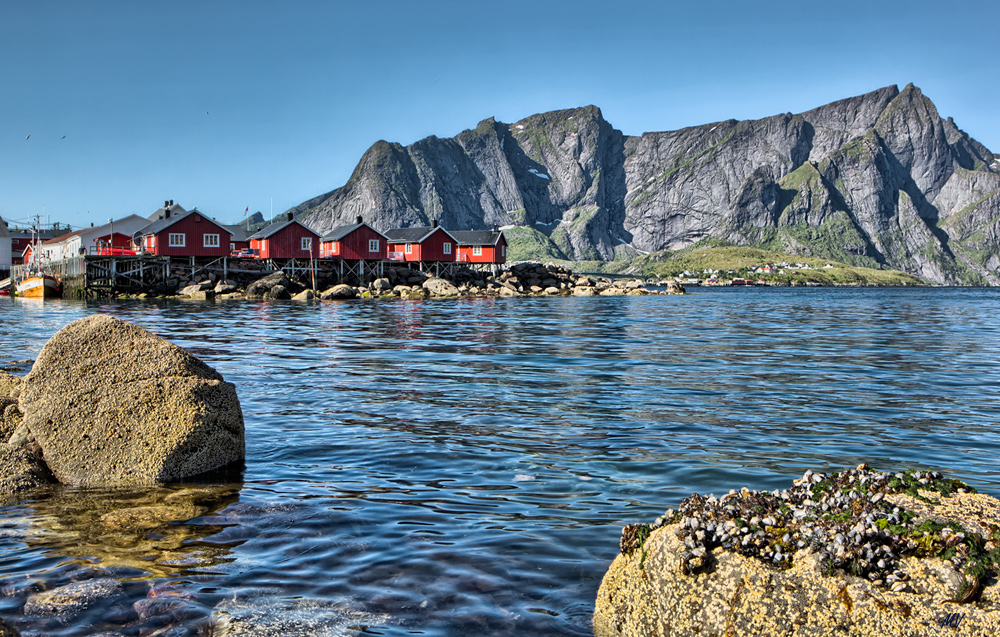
[294, 85, 999, 284]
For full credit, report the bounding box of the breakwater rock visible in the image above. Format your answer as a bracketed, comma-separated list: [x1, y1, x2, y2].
[594, 466, 1000, 636]
[1, 315, 244, 492]
[164, 262, 685, 301]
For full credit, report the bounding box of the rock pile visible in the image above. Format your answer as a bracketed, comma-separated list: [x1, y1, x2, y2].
[166, 263, 685, 301]
[0, 315, 245, 495]
[595, 466, 1000, 636]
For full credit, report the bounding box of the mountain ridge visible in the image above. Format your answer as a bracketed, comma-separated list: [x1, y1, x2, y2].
[290, 84, 999, 285]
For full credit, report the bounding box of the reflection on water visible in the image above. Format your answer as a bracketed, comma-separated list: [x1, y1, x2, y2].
[23, 483, 242, 579]
[1, 289, 1000, 635]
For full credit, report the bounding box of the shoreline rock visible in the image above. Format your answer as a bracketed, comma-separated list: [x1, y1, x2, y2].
[595, 466, 1000, 636]
[11, 315, 245, 488]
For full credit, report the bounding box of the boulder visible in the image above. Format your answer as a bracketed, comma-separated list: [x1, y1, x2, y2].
[423, 277, 460, 296]
[291, 289, 315, 301]
[214, 279, 239, 294]
[572, 287, 597, 296]
[498, 286, 519, 297]
[245, 271, 290, 299]
[594, 467, 1000, 636]
[372, 278, 392, 292]
[544, 286, 561, 295]
[18, 315, 244, 487]
[321, 284, 356, 300]
[0, 443, 55, 497]
[262, 285, 291, 300]
[180, 286, 215, 300]
[664, 280, 686, 295]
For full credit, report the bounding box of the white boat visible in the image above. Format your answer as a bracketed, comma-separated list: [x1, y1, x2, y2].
[16, 275, 61, 299]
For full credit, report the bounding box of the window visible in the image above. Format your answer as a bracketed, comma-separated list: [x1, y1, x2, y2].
[331, 241, 339, 254]
[230, 242, 235, 252]
[443, 242, 451, 254]
[502, 245, 506, 257]
[301, 237, 312, 251]
[473, 246, 482, 256]
[405, 243, 412, 254]
[203, 233, 220, 248]
[168, 233, 185, 247]
[368, 239, 380, 253]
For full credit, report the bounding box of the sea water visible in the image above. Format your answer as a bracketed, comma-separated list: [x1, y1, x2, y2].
[1, 287, 999, 635]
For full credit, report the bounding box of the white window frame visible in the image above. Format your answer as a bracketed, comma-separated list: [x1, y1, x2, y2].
[301, 237, 312, 251]
[332, 241, 339, 254]
[203, 233, 220, 248]
[168, 233, 185, 247]
[473, 246, 482, 256]
[368, 239, 380, 253]
[443, 242, 451, 254]
[405, 243, 413, 254]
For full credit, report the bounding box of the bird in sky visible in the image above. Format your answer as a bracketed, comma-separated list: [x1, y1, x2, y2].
[61, 135, 67, 139]
[25, 135, 30, 140]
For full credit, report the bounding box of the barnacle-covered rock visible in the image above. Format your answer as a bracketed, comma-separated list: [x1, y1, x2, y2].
[595, 466, 1000, 636]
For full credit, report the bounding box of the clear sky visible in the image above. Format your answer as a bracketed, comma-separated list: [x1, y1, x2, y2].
[2, 0, 997, 230]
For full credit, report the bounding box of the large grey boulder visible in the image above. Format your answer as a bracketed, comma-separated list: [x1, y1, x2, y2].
[320, 284, 356, 300]
[18, 315, 244, 486]
[422, 277, 460, 296]
[245, 271, 290, 299]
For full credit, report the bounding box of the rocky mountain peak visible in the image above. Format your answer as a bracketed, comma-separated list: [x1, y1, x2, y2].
[292, 86, 1000, 285]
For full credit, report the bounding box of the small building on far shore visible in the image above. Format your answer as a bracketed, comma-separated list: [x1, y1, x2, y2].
[385, 221, 458, 263]
[135, 204, 234, 258]
[319, 216, 387, 260]
[248, 213, 320, 260]
[451, 228, 508, 265]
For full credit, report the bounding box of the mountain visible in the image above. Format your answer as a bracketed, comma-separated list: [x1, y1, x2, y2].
[292, 84, 999, 285]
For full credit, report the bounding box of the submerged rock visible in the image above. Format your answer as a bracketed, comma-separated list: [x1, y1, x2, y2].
[23, 578, 122, 617]
[595, 467, 1000, 636]
[0, 617, 20, 637]
[18, 315, 245, 486]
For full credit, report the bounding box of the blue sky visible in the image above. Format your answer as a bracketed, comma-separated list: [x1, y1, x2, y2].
[2, 0, 997, 230]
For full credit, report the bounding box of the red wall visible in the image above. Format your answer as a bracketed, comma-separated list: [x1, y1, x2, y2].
[457, 236, 507, 264]
[251, 223, 320, 259]
[147, 214, 233, 258]
[388, 228, 456, 263]
[321, 225, 386, 260]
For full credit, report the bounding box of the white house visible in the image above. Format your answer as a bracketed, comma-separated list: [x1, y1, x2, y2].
[37, 215, 149, 262]
[0, 215, 11, 274]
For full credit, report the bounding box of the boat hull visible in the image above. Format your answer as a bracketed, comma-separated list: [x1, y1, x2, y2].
[16, 276, 61, 299]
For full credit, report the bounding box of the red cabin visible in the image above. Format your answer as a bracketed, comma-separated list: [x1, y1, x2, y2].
[451, 228, 508, 264]
[320, 217, 387, 260]
[225, 224, 251, 255]
[248, 213, 320, 259]
[385, 223, 458, 263]
[136, 207, 233, 258]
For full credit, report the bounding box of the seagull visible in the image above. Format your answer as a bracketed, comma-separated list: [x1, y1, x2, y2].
[25, 135, 29, 140]
[61, 135, 66, 139]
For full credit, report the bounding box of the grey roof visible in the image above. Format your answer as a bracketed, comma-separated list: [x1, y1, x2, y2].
[0, 215, 9, 239]
[223, 224, 249, 242]
[450, 230, 504, 246]
[248, 219, 319, 241]
[384, 226, 459, 243]
[136, 208, 231, 238]
[320, 222, 387, 242]
[147, 203, 187, 222]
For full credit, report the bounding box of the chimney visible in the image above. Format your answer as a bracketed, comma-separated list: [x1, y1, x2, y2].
[169, 200, 174, 206]
[287, 211, 294, 222]
[432, 219, 439, 228]
[356, 215, 363, 224]
[493, 224, 499, 232]
[165, 209, 171, 219]
[164, 200, 169, 208]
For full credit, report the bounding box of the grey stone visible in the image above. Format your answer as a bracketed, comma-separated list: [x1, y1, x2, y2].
[291, 289, 315, 301]
[23, 578, 122, 617]
[18, 315, 244, 487]
[263, 285, 291, 300]
[320, 284, 356, 300]
[245, 271, 290, 299]
[0, 443, 55, 497]
[422, 277, 460, 296]
[372, 277, 392, 292]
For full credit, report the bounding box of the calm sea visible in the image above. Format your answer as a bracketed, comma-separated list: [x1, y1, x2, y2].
[1, 288, 1000, 636]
